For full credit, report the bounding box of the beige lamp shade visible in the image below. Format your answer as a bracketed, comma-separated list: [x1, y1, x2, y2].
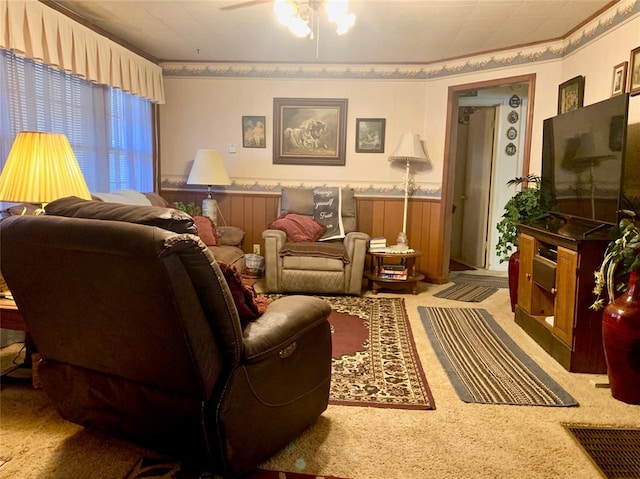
[388, 132, 429, 163]
[186, 150, 231, 187]
[388, 132, 430, 246]
[0, 131, 91, 203]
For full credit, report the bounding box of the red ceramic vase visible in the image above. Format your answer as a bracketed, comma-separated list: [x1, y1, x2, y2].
[601, 270, 640, 404]
[508, 250, 520, 313]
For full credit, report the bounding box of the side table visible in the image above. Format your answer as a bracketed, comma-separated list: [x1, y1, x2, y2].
[0, 297, 41, 388]
[366, 250, 425, 295]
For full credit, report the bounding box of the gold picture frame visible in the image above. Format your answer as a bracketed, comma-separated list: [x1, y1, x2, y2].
[557, 75, 585, 114]
[611, 61, 628, 97]
[630, 46, 640, 96]
[273, 98, 348, 166]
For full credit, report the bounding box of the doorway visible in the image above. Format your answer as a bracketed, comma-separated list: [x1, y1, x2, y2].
[442, 74, 536, 276]
[451, 105, 497, 269]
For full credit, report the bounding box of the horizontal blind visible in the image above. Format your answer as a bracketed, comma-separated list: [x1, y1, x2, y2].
[0, 48, 153, 195]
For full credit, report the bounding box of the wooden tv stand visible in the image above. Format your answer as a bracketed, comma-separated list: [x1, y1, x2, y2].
[514, 219, 611, 373]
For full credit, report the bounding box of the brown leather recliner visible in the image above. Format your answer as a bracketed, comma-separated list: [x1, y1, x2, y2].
[0, 197, 332, 478]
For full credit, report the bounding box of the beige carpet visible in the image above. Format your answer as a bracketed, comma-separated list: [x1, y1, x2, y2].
[2, 274, 640, 479]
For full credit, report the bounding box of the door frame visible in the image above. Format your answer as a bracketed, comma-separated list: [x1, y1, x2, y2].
[440, 74, 536, 278]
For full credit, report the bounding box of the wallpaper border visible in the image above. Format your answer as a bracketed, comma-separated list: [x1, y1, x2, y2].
[160, 178, 442, 199]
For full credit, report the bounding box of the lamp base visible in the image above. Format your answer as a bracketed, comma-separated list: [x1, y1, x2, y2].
[394, 231, 409, 250]
[202, 198, 218, 226]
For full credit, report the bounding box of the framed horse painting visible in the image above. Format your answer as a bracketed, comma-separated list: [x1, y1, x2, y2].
[273, 98, 348, 166]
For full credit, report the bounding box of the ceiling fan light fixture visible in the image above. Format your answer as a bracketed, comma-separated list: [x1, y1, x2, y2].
[288, 16, 313, 37]
[274, 0, 298, 26]
[273, 0, 355, 38]
[333, 12, 355, 35]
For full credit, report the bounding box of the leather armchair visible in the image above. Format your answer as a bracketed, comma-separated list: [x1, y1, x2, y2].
[0, 197, 332, 478]
[262, 187, 369, 295]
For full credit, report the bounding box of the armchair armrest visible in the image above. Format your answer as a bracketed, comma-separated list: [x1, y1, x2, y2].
[242, 295, 331, 361]
[343, 231, 370, 295]
[262, 229, 287, 291]
[217, 226, 245, 247]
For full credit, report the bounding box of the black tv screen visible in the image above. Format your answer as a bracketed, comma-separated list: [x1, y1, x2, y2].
[542, 94, 629, 225]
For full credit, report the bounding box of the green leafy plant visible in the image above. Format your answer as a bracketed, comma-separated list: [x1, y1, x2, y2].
[591, 218, 640, 310]
[173, 201, 201, 217]
[495, 174, 556, 263]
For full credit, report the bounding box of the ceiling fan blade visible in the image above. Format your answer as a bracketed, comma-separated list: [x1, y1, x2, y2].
[220, 0, 271, 11]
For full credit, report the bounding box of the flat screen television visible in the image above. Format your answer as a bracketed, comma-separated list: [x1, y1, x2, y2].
[541, 94, 630, 226]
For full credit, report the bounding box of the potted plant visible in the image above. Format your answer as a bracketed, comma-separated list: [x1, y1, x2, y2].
[591, 217, 640, 404]
[173, 201, 201, 217]
[496, 174, 555, 311]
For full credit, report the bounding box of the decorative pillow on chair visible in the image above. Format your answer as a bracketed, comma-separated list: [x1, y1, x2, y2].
[268, 213, 327, 242]
[193, 215, 217, 246]
[218, 262, 269, 326]
[313, 187, 345, 241]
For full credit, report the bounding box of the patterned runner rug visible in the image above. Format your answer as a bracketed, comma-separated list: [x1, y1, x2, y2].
[451, 273, 509, 288]
[434, 273, 508, 302]
[418, 306, 577, 406]
[433, 283, 497, 302]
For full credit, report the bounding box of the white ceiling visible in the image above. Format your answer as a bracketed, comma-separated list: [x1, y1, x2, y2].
[50, 0, 616, 64]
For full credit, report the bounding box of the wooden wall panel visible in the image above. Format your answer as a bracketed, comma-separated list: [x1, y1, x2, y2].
[161, 190, 447, 284]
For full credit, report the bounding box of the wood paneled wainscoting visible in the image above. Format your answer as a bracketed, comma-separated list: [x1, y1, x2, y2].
[161, 190, 447, 284]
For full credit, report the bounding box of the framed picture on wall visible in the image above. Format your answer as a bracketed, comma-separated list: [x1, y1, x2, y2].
[355, 118, 386, 153]
[611, 62, 628, 97]
[557, 75, 585, 114]
[242, 116, 266, 148]
[630, 46, 640, 96]
[273, 98, 348, 166]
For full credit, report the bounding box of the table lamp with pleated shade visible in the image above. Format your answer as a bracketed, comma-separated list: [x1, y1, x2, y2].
[0, 131, 91, 211]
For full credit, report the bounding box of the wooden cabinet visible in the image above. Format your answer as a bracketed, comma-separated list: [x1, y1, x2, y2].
[515, 221, 609, 373]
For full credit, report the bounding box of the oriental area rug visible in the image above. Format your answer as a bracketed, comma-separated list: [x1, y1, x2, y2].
[322, 295, 434, 410]
[418, 306, 577, 407]
[124, 457, 351, 479]
[266, 295, 435, 410]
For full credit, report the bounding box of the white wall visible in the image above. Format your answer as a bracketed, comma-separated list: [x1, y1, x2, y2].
[159, 7, 640, 197]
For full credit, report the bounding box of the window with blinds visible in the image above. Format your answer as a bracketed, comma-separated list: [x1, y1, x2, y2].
[0, 48, 153, 194]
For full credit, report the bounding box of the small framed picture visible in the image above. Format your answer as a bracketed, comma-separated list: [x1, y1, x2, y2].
[557, 75, 585, 114]
[242, 116, 266, 148]
[630, 46, 640, 96]
[611, 61, 628, 97]
[355, 118, 385, 153]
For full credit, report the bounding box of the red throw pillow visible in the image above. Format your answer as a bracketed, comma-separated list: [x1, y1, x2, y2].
[218, 262, 269, 326]
[268, 213, 327, 242]
[193, 215, 217, 246]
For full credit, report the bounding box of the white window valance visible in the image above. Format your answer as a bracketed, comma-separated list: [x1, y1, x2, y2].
[0, 0, 165, 104]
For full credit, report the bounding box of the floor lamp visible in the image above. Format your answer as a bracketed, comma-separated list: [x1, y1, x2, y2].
[0, 131, 92, 211]
[186, 150, 231, 226]
[388, 132, 429, 249]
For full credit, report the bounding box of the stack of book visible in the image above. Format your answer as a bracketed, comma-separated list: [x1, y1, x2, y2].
[379, 263, 408, 280]
[369, 236, 388, 252]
